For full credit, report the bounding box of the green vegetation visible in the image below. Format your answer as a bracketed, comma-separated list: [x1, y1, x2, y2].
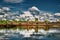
[0, 20, 25, 30]
[0, 20, 7, 24]
[0, 20, 10, 24]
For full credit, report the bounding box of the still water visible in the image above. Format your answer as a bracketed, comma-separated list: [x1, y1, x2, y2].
[0, 29, 60, 40]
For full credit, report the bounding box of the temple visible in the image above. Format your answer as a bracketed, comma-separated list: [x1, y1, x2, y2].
[0, 18, 60, 32]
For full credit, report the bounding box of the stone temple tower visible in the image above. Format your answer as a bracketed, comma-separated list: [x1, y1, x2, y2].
[35, 18, 38, 33]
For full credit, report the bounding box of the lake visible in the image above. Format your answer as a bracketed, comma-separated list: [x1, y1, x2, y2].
[0, 29, 60, 40]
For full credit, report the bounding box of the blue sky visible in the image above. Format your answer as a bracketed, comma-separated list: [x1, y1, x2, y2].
[0, 0, 60, 13]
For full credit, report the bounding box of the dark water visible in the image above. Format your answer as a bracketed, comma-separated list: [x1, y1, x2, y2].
[0, 33, 60, 40]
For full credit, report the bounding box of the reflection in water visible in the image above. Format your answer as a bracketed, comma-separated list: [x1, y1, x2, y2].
[0, 29, 60, 40]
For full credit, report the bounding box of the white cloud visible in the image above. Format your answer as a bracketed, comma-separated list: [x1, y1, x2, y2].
[29, 6, 40, 11]
[23, 11, 33, 16]
[4, 0, 23, 3]
[0, 15, 4, 17]
[43, 13, 53, 16]
[35, 15, 39, 18]
[2, 7, 10, 11]
[20, 11, 35, 21]
[20, 11, 33, 17]
[0, 7, 10, 13]
[0, 9, 4, 12]
[54, 13, 60, 16]
[20, 6, 56, 21]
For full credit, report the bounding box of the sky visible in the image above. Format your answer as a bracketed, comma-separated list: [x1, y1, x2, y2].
[0, 0, 60, 13]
